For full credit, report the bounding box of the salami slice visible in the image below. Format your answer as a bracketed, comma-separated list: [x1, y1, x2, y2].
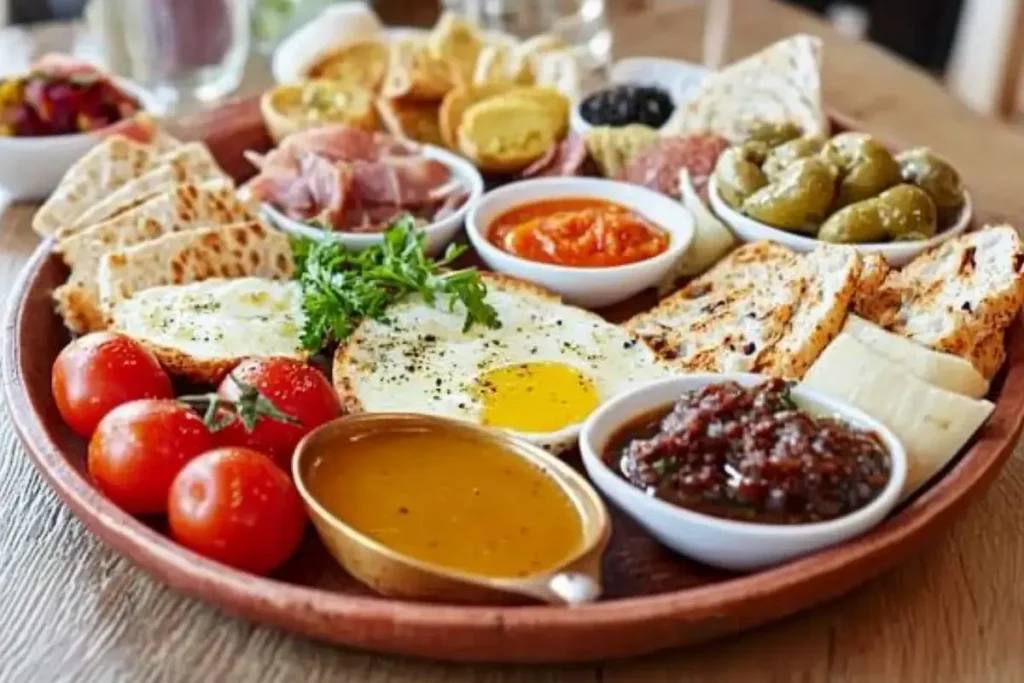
[621, 132, 729, 199]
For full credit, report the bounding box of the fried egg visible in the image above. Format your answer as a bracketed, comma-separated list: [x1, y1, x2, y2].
[334, 275, 671, 452]
[110, 277, 305, 383]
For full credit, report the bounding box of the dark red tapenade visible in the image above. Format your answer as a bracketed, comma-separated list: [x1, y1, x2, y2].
[605, 379, 891, 524]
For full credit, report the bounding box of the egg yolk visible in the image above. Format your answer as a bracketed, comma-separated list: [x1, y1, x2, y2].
[475, 362, 599, 433]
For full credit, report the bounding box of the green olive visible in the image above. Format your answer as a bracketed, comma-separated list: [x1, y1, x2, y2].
[763, 134, 826, 181]
[741, 157, 836, 233]
[739, 119, 802, 147]
[896, 147, 965, 215]
[876, 184, 938, 238]
[714, 145, 768, 208]
[818, 183, 937, 243]
[821, 132, 901, 208]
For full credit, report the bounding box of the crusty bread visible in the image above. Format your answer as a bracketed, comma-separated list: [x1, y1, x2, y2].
[662, 34, 827, 142]
[427, 10, 483, 87]
[375, 97, 444, 147]
[60, 142, 230, 239]
[381, 37, 454, 102]
[625, 241, 803, 373]
[755, 245, 861, 379]
[53, 182, 255, 334]
[856, 226, 1024, 372]
[97, 220, 293, 317]
[33, 135, 157, 236]
[439, 82, 513, 149]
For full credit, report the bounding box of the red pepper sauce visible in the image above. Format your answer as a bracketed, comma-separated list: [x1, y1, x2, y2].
[487, 197, 670, 268]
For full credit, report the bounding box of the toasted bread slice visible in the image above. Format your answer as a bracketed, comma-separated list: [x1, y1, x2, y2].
[53, 182, 255, 334]
[98, 220, 293, 314]
[60, 142, 229, 238]
[428, 11, 483, 87]
[866, 226, 1024, 359]
[381, 37, 454, 102]
[33, 135, 157, 236]
[376, 97, 444, 147]
[625, 241, 802, 373]
[754, 245, 861, 379]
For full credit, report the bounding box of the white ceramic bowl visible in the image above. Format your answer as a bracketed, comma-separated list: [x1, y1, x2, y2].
[260, 143, 484, 256]
[579, 373, 908, 572]
[570, 57, 709, 137]
[708, 174, 973, 266]
[0, 78, 161, 201]
[465, 177, 696, 308]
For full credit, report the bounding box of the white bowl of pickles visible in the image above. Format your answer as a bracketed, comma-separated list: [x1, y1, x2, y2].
[708, 132, 973, 266]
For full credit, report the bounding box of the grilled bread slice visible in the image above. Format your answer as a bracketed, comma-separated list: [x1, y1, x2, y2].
[53, 181, 254, 334]
[625, 241, 803, 373]
[856, 226, 1024, 372]
[755, 244, 862, 379]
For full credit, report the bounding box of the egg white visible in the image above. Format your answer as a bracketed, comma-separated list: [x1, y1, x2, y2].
[111, 277, 306, 361]
[335, 280, 673, 452]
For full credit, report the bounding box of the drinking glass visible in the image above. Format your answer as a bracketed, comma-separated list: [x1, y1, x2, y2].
[88, 0, 251, 108]
[442, 0, 612, 74]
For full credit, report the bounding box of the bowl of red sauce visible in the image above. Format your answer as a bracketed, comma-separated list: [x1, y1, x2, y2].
[465, 178, 695, 308]
[579, 373, 907, 571]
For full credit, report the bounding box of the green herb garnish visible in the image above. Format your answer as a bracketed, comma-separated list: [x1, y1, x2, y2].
[293, 215, 501, 351]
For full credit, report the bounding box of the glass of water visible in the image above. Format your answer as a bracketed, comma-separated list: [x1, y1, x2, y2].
[88, 0, 251, 109]
[443, 0, 612, 74]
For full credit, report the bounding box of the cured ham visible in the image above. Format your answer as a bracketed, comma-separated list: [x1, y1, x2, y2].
[520, 133, 589, 179]
[247, 124, 467, 232]
[621, 133, 730, 199]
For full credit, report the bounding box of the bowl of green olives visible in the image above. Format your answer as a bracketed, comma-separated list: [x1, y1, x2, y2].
[707, 130, 972, 265]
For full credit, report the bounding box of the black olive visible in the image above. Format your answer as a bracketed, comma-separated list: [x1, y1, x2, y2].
[579, 84, 675, 128]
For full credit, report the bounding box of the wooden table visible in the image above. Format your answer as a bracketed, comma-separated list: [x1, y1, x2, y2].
[4, 1, 1024, 681]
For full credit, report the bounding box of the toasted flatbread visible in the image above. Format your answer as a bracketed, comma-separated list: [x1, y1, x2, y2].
[97, 221, 293, 316]
[754, 245, 861, 379]
[54, 183, 255, 333]
[33, 135, 157, 236]
[625, 241, 803, 373]
[663, 34, 827, 143]
[858, 226, 1024, 367]
[60, 142, 229, 238]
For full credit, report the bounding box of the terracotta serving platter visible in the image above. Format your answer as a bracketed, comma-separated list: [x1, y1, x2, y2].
[4, 98, 1024, 663]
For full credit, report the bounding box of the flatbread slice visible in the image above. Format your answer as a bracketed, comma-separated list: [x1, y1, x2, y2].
[60, 142, 230, 238]
[54, 182, 255, 333]
[33, 135, 157, 236]
[663, 34, 827, 143]
[98, 220, 293, 314]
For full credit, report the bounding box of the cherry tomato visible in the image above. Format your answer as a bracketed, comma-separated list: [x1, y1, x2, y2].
[52, 332, 173, 437]
[215, 358, 341, 469]
[168, 447, 306, 574]
[88, 400, 215, 515]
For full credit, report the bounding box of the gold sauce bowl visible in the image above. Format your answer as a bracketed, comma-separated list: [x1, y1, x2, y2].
[293, 413, 611, 605]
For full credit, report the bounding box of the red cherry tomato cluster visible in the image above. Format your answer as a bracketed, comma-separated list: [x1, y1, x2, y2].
[51, 333, 341, 575]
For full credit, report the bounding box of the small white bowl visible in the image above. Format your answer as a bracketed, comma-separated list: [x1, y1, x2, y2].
[579, 373, 908, 572]
[570, 57, 709, 137]
[708, 174, 973, 266]
[464, 177, 696, 308]
[260, 143, 484, 256]
[0, 78, 162, 201]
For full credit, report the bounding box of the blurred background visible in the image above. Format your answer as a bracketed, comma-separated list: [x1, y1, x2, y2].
[0, 0, 1017, 120]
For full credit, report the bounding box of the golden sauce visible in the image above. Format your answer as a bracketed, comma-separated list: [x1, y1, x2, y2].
[488, 197, 670, 267]
[304, 426, 584, 578]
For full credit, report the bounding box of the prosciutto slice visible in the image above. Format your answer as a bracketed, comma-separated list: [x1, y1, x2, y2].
[521, 133, 589, 178]
[247, 124, 468, 232]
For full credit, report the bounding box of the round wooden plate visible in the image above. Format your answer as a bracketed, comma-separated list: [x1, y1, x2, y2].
[4, 99, 1024, 663]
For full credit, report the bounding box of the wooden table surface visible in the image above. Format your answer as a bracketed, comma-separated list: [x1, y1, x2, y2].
[4, 1, 1024, 681]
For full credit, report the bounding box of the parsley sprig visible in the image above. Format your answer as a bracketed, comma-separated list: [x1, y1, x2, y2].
[293, 215, 501, 351]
